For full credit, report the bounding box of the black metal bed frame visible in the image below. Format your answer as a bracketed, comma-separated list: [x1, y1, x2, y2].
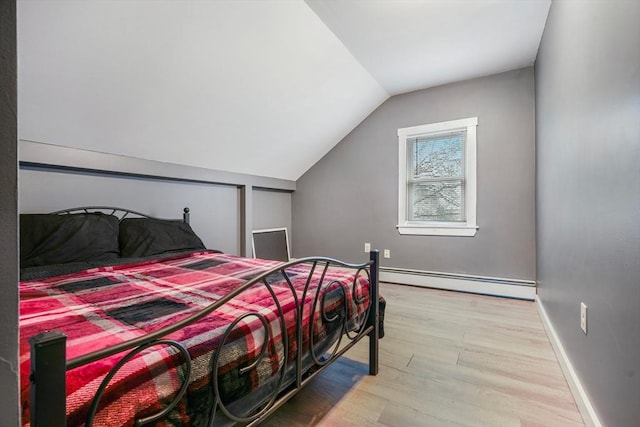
[27, 207, 379, 426]
[48, 206, 192, 224]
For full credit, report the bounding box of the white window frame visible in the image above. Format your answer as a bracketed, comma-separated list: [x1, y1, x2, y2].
[397, 117, 478, 237]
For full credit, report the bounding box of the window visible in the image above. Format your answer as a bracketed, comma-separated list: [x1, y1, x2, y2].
[397, 117, 478, 236]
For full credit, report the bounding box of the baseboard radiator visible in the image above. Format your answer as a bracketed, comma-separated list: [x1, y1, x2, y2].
[379, 267, 536, 300]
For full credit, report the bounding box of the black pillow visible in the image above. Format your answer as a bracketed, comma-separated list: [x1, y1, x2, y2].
[119, 218, 205, 258]
[20, 213, 120, 268]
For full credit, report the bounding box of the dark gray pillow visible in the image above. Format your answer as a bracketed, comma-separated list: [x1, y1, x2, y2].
[20, 213, 120, 268]
[119, 218, 205, 258]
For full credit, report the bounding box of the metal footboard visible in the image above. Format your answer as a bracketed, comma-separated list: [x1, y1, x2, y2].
[28, 250, 380, 426]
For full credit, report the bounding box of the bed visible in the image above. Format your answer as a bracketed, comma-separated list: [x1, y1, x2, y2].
[19, 207, 381, 426]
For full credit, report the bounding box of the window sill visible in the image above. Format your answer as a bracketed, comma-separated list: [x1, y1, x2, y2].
[396, 224, 478, 237]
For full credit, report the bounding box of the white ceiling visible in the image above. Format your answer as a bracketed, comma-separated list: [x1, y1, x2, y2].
[306, 0, 551, 95]
[18, 0, 550, 181]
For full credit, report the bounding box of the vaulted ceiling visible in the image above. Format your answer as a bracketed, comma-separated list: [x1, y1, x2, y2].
[18, 0, 550, 181]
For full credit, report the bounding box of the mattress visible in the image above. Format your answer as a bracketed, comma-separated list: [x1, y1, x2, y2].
[20, 251, 371, 426]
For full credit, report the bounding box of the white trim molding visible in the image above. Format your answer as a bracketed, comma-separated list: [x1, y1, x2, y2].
[397, 117, 478, 237]
[380, 266, 536, 300]
[396, 223, 478, 237]
[536, 296, 603, 427]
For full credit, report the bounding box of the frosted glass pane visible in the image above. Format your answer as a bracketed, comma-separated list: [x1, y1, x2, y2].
[410, 133, 464, 179]
[409, 181, 464, 222]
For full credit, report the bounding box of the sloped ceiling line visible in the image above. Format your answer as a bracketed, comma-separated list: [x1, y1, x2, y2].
[17, 0, 550, 181]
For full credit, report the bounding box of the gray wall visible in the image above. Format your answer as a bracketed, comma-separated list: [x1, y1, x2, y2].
[535, 1, 640, 426]
[20, 168, 294, 257]
[18, 140, 296, 258]
[293, 68, 536, 279]
[253, 189, 293, 251]
[253, 189, 292, 231]
[0, 1, 19, 426]
[20, 168, 241, 255]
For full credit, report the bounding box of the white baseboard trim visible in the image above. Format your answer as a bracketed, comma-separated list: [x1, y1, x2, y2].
[379, 267, 536, 300]
[535, 296, 602, 427]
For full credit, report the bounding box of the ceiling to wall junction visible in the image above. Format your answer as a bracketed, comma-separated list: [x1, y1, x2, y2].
[18, 0, 550, 181]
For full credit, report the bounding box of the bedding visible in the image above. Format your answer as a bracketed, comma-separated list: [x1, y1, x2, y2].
[20, 250, 218, 282]
[20, 250, 371, 426]
[20, 213, 120, 268]
[119, 218, 206, 257]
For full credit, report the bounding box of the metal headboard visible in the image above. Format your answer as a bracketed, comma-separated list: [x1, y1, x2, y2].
[48, 206, 191, 224]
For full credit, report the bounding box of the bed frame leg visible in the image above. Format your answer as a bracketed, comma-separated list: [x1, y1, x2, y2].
[30, 331, 67, 427]
[368, 250, 380, 375]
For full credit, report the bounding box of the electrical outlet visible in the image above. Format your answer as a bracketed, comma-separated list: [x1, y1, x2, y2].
[383, 249, 391, 259]
[364, 243, 371, 253]
[580, 302, 588, 334]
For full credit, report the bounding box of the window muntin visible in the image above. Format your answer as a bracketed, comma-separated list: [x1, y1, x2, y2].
[397, 117, 477, 236]
[407, 131, 466, 222]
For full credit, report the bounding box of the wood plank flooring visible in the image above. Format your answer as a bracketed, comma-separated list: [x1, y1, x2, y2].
[263, 283, 584, 426]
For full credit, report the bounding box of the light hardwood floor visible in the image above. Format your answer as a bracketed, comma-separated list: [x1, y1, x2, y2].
[264, 283, 584, 426]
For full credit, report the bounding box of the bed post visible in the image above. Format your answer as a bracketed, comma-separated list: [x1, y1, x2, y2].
[367, 250, 380, 375]
[30, 331, 67, 427]
[183, 207, 190, 224]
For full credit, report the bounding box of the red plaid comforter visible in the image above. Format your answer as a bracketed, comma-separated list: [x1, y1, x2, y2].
[19, 251, 371, 426]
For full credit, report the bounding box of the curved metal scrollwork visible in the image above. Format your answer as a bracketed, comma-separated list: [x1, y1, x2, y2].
[49, 255, 375, 427]
[208, 276, 291, 425]
[85, 339, 192, 427]
[344, 267, 372, 341]
[307, 263, 372, 366]
[308, 278, 347, 366]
